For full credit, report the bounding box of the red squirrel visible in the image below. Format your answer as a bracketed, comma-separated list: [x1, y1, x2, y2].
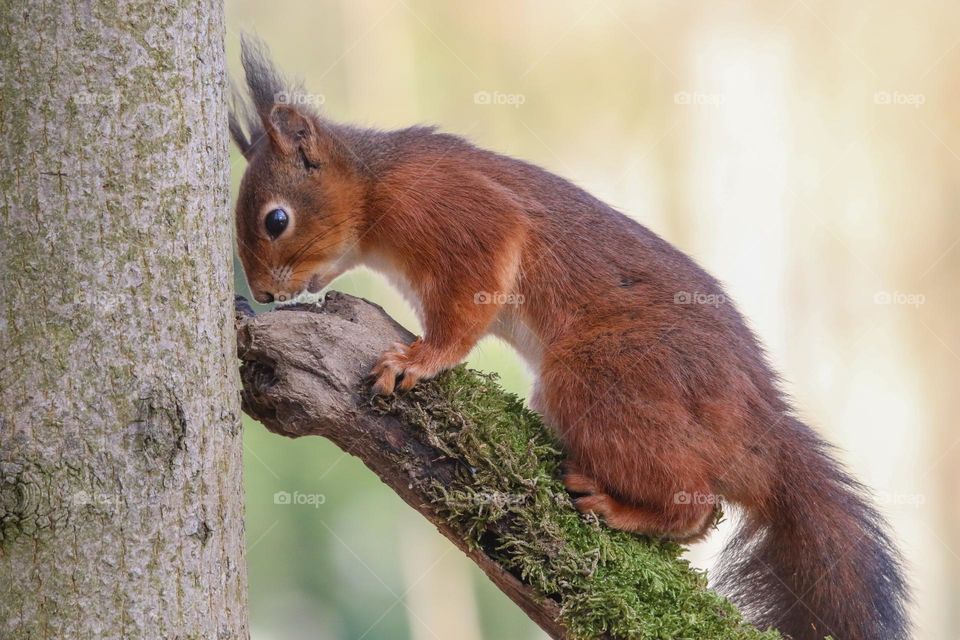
[230, 38, 908, 640]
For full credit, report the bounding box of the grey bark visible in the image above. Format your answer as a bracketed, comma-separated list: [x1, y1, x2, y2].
[0, 1, 248, 638]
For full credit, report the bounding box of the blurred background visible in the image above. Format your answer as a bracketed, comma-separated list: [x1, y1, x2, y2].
[226, 1, 960, 638]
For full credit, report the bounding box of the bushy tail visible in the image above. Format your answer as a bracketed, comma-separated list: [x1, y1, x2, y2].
[717, 418, 909, 640]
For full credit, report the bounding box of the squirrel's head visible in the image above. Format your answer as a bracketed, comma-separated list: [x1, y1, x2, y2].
[229, 36, 365, 304]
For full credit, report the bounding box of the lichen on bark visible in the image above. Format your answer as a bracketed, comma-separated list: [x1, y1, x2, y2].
[0, 0, 248, 637]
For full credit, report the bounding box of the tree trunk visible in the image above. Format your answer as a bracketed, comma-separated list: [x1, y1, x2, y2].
[236, 293, 776, 640]
[0, 1, 248, 638]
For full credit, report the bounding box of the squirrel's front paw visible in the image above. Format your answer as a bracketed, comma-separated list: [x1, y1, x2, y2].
[371, 338, 428, 395]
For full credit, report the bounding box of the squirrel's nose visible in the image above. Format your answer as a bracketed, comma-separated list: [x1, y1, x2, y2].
[254, 291, 274, 304]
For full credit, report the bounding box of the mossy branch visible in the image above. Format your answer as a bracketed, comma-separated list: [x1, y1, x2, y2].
[235, 292, 778, 640]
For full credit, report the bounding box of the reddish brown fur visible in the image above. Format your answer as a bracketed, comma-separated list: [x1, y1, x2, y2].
[231, 38, 908, 640]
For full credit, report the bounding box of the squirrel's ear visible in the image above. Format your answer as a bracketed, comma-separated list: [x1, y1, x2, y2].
[264, 104, 325, 169]
[228, 110, 255, 160]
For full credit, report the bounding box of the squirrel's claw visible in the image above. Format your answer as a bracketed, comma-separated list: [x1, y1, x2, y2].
[371, 340, 424, 395]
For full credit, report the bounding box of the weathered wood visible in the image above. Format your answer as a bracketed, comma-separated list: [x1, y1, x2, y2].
[236, 292, 567, 638]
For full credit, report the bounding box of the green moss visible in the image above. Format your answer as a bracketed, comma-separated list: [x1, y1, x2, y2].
[372, 367, 779, 640]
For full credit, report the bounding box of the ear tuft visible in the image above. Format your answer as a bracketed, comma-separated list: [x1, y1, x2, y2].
[228, 104, 253, 160]
[233, 33, 351, 170]
[240, 33, 288, 120]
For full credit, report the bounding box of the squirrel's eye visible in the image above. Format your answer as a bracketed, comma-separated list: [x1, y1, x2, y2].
[264, 208, 289, 238]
